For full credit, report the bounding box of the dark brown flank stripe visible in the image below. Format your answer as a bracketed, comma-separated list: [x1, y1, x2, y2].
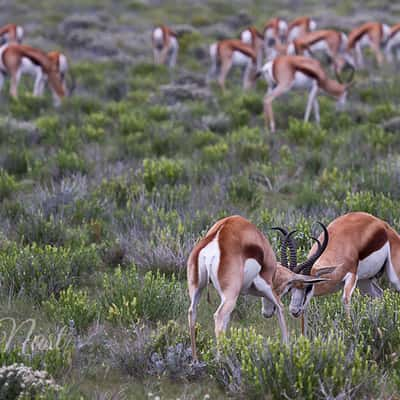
[359, 227, 388, 260]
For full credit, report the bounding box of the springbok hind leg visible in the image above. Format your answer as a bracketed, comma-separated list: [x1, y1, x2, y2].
[188, 286, 204, 361]
[343, 272, 358, 317]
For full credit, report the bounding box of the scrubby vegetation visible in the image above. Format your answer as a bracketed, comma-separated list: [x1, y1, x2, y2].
[1, 0, 400, 398]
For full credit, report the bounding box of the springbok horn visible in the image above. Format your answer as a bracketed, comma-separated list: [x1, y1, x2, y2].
[271, 227, 289, 267]
[293, 222, 329, 274]
[283, 230, 298, 270]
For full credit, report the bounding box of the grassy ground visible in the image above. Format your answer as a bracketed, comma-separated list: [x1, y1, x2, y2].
[1, 0, 400, 399]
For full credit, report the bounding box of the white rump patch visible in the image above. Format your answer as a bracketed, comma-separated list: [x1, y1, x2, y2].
[357, 242, 389, 279]
[198, 232, 221, 295]
[59, 54, 68, 73]
[241, 30, 252, 44]
[153, 27, 163, 41]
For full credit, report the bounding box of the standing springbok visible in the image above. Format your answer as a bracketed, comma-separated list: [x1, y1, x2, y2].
[187, 215, 329, 360]
[346, 22, 391, 68]
[208, 39, 258, 91]
[287, 29, 350, 72]
[281, 212, 400, 335]
[261, 55, 354, 133]
[240, 26, 264, 69]
[151, 25, 178, 68]
[384, 23, 400, 63]
[0, 44, 65, 105]
[287, 16, 317, 43]
[0, 24, 24, 44]
[263, 18, 288, 60]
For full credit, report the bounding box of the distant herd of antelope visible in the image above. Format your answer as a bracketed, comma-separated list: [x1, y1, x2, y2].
[153, 17, 400, 132]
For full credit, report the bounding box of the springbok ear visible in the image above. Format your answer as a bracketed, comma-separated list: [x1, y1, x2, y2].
[289, 275, 330, 286]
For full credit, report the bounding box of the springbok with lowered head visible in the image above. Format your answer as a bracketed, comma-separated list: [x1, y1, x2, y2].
[208, 39, 258, 91]
[187, 215, 329, 360]
[286, 16, 317, 43]
[260, 55, 354, 133]
[263, 18, 288, 60]
[282, 212, 400, 335]
[152, 25, 178, 68]
[240, 26, 264, 69]
[384, 23, 400, 63]
[0, 24, 24, 44]
[0, 44, 65, 105]
[346, 21, 391, 68]
[287, 29, 350, 72]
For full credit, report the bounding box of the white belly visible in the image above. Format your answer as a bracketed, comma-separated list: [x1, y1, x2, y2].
[292, 71, 314, 88]
[242, 259, 262, 291]
[20, 57, 42, 77]
[232, 50, 251, 66]
[359, 34, 371, 47]
[357, 242, 389, 279]
[310, 40, 329, 53]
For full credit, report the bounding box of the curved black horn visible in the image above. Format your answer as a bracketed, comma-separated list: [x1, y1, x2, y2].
[283, 230, 298, 270]
[294, 222, 329, 275]
[271, 227, 289, 267]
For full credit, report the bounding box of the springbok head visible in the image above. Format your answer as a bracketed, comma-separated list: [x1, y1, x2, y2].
[273, 223, 330, 318]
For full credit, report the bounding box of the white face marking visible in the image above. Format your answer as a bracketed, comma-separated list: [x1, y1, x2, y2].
[241, 30, 252, 44]
[198, 232, 221, 295]
[289, 286, 314, 317]
[357, 242, 389, 280]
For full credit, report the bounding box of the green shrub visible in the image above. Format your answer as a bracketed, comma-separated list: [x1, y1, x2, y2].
[0, 168, 18, 201]
[9, 94, 49, 119]
[44, 286, 97, 332]
[0, 243, 99, 303]
[201, 143, 228, 164]
[36, 115, 60, 144]
[286, 118, 327, 146]
[55, 150, 87, 175]
[142, 157, 186, 191]
[101, 265, 186, 324]
[2, 148, 32, 176]
[211, 328, 377, 399]
[119, 112, 147, 135]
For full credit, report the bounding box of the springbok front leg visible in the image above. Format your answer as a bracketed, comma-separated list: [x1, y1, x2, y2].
[342, 271, 358, 317]
[304, 81, 319, 123]
[218, 58, 233, 91]
[264, 82, 292, 133]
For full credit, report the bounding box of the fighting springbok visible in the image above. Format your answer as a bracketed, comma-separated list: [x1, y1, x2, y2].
[0, 44, 65, 105]
[0, 24, 24, 44]
[151, 25, 178, 68]
[286, 16, 317, 43]
[208, 39, 258, 91]
[287, 29, 350, 72]
[187, 215, 329, 360]
[281, 212, 400, 335]
[346, 22, 391, 68]
[384, 23, 400, 63]
[240, 26, 264, 69]
[260, 55, 354, 133]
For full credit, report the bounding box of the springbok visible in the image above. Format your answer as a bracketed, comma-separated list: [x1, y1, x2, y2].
[346, 22, 391, 68]
[282, 212, 400, 335]
[240, 26, 264, 69]
[287, 29, 350, 72]
[287, 16, 317, 43]
[208, 39, 258, 91]
[263, 18, 288, 60]
[187, 215, 329, 360]
[0, 44, 65, 105]
[384, 23, 400, 63]
[260, 55, 354, 133]
[151, 25, 178, 68]
[0, 24, 24, 44]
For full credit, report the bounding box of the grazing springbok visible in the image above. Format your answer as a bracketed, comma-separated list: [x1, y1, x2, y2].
[282, 212, 400, 335]
[384, 23, 400, 63]
[287, 29, 350, 72]
[287, 16, 317, 43]
[346, 22, 391, 68]
[187, 215, 329, 360]
[263, 18, 288, 60]
[208, 39, 258, 91]
[0, 24, 24, 44]
[260, 55, 354, 133]
[240, 26, 264, 69]
[0, 44, 65, 105]
[151, 25, 178, 68]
